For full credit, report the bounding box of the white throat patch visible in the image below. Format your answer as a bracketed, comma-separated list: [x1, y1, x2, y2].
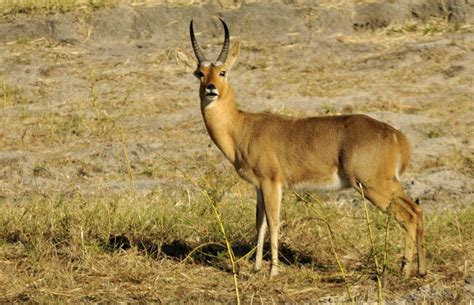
[203, 98, 218, 110]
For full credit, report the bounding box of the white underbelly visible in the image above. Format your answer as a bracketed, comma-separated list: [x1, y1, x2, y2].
[291, 172, 350, 192]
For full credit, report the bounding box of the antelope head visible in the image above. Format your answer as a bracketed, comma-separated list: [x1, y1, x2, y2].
[190, 19, 240, 110]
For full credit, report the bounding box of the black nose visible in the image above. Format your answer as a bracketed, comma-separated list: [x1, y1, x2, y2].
[206, 84, 216, 90]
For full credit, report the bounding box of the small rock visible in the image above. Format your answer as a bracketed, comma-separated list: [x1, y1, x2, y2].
[442, 65, 465, 78]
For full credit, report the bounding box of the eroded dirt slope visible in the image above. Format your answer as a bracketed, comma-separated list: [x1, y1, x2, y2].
[1, 2, 472, 207]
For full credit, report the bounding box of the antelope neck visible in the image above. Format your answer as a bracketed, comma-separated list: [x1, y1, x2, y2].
[201, 88, 242, 164]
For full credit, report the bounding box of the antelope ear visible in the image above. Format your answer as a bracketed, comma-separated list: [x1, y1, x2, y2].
[225, 41, 240, 70]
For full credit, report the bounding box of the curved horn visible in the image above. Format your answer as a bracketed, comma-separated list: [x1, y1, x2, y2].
[216, 18, 230, 64]
[190, 20, 207, 64]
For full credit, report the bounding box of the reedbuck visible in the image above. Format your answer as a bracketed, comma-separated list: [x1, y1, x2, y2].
[190, 19, 426, 279]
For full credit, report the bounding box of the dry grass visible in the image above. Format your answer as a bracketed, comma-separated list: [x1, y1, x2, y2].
[0, 0, 118, 15]
[1, 182, 473, 302]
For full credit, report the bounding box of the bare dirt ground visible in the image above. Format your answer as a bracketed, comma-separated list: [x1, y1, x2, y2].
[0, 1, 473, 303]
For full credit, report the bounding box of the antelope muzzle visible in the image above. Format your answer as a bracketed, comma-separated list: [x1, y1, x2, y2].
[205, 84, 219, 100]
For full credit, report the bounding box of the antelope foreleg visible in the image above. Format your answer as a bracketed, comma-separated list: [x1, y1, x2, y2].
[254, 187, 267, 272]
[261, 181, 282, 279]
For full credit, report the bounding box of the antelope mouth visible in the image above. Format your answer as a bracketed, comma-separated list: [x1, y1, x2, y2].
[206, 92, 219, 98]
[205, 88, 219, 100]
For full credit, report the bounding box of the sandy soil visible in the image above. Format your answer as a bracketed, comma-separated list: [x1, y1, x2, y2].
[1, 2, 472, 205]
[0, 1, 473, 302]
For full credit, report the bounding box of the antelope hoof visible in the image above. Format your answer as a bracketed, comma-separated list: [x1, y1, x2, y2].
[252, 263, 262, 273]
[417, 269, 427, 278]
[401, 259, 412, 278]
[417, 262, 427, 277]
[269, 265, 279, 279]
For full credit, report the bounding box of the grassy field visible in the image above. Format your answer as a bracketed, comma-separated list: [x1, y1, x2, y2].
[1, 183, 473, 302]
[1, 0, 473, 303]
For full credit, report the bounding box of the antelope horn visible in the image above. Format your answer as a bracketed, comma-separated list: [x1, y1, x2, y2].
[190, 20, 208, 64]
[216, 18, 230, 64]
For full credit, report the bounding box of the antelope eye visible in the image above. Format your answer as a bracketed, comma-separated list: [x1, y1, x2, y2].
[195, 71, 205, 79]
[219, 71, 227, 77]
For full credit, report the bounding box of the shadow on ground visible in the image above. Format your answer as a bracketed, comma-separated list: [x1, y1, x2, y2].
[107, 234, 328, 273]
